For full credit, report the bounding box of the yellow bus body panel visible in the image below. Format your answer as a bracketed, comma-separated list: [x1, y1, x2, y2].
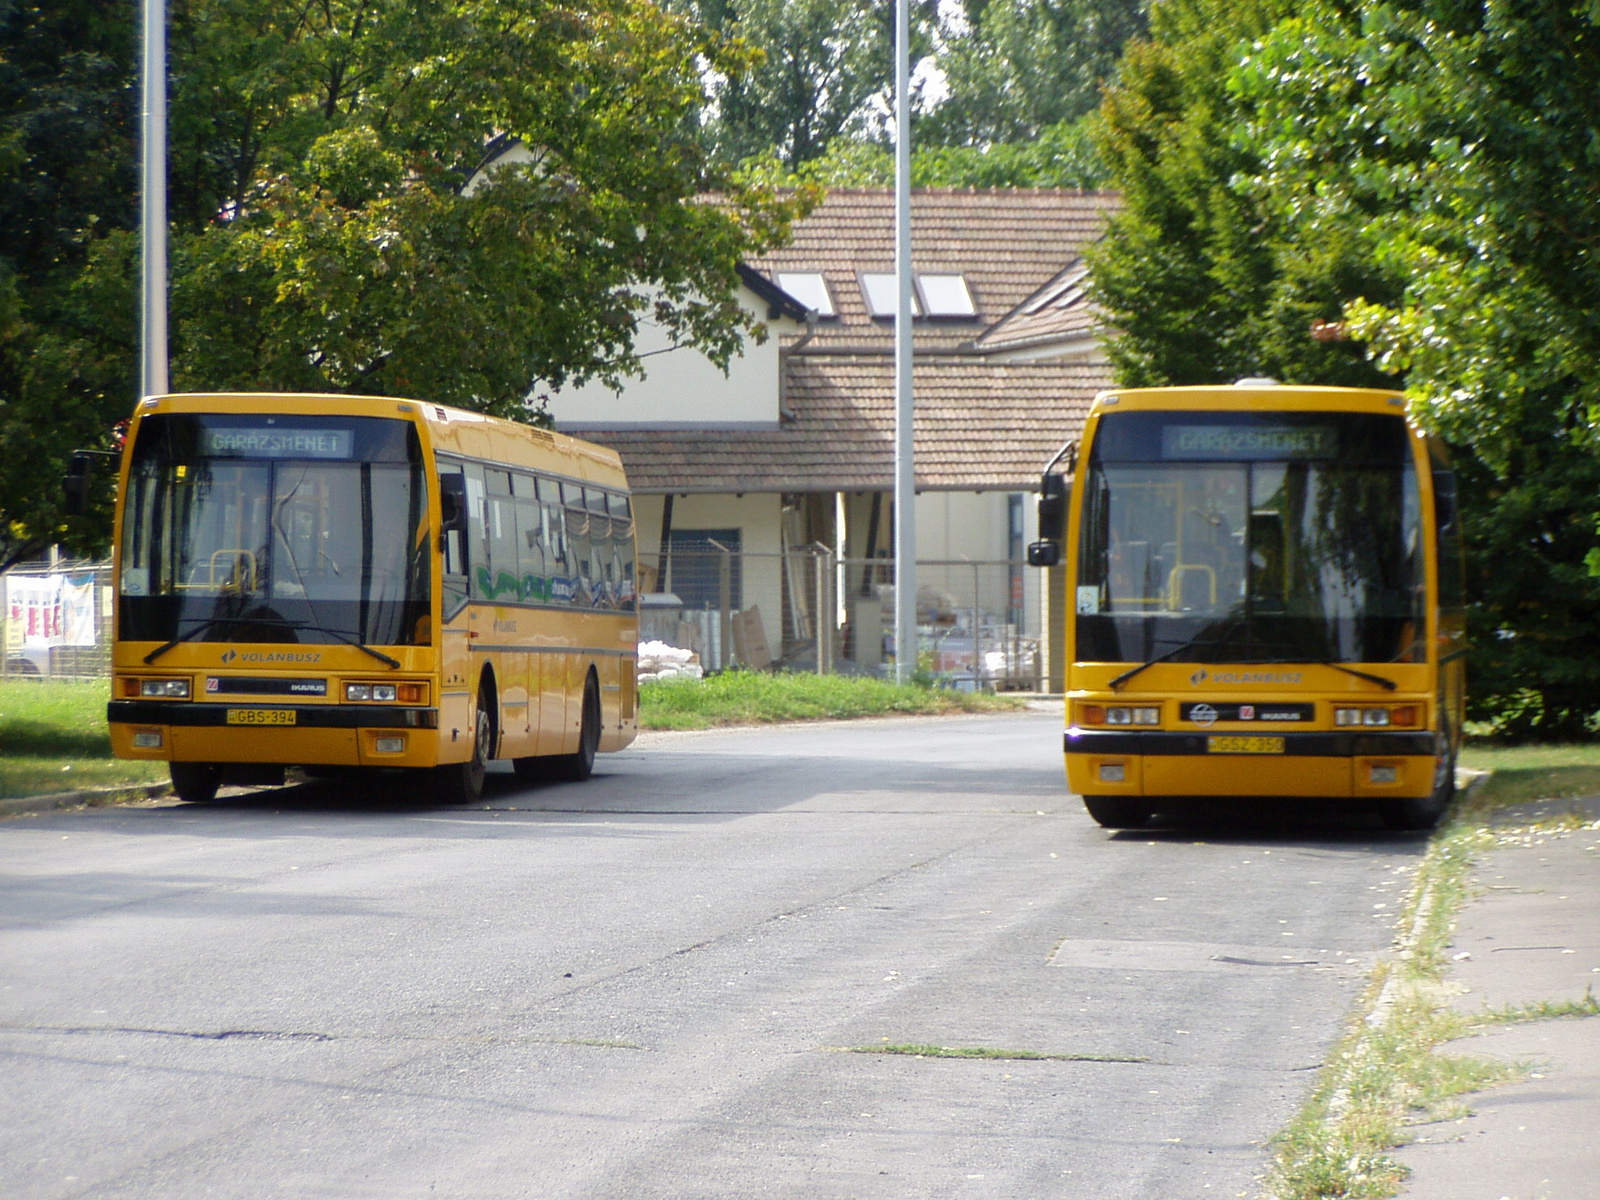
[108, 393, 638, 774]
[1059, 384, 1463, 806]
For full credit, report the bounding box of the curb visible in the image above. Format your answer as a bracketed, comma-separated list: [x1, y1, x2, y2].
[0, 780, 172, 820]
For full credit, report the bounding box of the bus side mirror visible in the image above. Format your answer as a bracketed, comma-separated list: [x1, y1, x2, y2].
[1027, 541, 1061, 568]
[438, 474, 467, 534]
[1029, 473, 1069, 567]
[63, 451, 97, 517]
[1038, 473, 1069, 540]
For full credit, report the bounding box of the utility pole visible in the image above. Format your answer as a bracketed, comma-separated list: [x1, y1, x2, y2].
[892, 0, 917, 682]
[140, 0, 168, 398]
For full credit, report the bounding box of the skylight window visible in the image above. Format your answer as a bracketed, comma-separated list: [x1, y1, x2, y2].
[773, 271, 837, 318]
[859, 273, 920, 319]
[1022, 264, 1091, 315]
[916, 274, 977, 318]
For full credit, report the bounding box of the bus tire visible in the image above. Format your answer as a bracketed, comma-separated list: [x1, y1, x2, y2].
[1083, 795, 1152, 830]
[435, 687, 493, 805]
[548, 673, 601, 782]
[1379, 723, 1456, 832]
[170, 762, 222, 805]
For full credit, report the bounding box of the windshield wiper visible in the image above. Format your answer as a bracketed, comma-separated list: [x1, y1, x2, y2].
[1224, 653, 1399, 691]
[1320, 662, 1397, 690]
[1108, 619, 1245, 691]
[143, 615, 400, 669]
[143, 615, 307, 665]
[317, 627, 402, 670]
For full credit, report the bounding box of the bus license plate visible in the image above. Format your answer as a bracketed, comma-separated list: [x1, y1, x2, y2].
[1208, 735, 1283, 754]
[226, 708, 296, 726]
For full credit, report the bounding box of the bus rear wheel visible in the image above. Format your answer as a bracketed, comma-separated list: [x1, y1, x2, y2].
[548, 674, 601, 782]
[170, 762, 222, 805]
[1083, 795, 1152, 830]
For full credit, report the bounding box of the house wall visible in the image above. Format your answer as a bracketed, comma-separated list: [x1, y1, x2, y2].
[631, 492, 786, 665]
[548, 290, 796, 427]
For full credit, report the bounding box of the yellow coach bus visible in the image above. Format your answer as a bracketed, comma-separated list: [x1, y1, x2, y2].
[102, 393, 637, 804]
[1028, 382, 1466, 831]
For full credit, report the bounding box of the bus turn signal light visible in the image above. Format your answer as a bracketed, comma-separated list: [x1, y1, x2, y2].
[1080, 705, 1158, 726]
[1335, 706, 1419, 727]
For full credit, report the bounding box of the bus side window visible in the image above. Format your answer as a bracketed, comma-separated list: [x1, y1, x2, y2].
[463, 462, 490, 601]
[537, 476, 571, 603]
[484, 468, 519, 601]
[610, 491, 636, 612]
[1432, 465, 1465, 611]
[512, 472, 546, 603]
[438, 462, 470, 619]
[563, 483, 592, 607]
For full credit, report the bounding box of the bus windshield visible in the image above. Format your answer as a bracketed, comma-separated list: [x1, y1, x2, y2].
[1076, 410, 1424, 664]
[117, 414, 431, 647]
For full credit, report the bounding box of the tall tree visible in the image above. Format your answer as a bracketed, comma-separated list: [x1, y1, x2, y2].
[677, 0, 936, 170]
[1235, 0, 1600, 737]
[0, 0, 139, 568]
[1087, 0, 1395, 389]
[0, 0, 813, 561]
[923, 0, 1150, 146]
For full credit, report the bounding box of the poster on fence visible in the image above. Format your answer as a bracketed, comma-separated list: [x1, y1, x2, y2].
[7, 574, 62, 648]
[4, 573, 98, 650]
[61, 574, 97, 646]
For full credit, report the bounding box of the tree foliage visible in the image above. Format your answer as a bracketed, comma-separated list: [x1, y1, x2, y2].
[923, 0, 1150, 146]
[0, 0, 814, 562]
[1093, 0, 1600, 737]
[677, 0, 936, 170]
[741, 115, 1108, 190]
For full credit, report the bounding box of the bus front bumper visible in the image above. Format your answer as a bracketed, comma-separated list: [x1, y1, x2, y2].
[1065, 728, 1439, 799]
[108, 701, 441, 768]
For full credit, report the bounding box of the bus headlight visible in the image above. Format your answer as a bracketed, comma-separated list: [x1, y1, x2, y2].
[346, 683, 371, 701]
[139, 678, 191, 698]
[1335, 708, 1362, 726]
[1362, 708, 1391, 726]
[371, 684, 398, 702]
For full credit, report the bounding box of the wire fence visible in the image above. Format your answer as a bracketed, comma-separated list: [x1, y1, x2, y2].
[640, 548, 1041, 692]
[3, 552, 1042, 693]
[1, 562, 114, 680]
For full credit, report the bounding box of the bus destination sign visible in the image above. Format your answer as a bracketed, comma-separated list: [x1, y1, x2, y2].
[1161, 424, 1337, 461]
[203, 428, 354, 459]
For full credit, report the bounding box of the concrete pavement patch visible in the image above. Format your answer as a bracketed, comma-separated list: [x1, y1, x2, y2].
[1392, 795, 1600, 1199]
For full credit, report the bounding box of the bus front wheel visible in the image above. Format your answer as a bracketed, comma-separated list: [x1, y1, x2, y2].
[170, 762, 222, 805]
[435, 692, 492, 805]
[1379, 728, 1455, 832]
[1083, 795, 1152, 830]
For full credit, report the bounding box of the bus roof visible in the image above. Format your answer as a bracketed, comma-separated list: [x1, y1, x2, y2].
[136, 392, 628, 488]
[1090, 383, 1408, 416]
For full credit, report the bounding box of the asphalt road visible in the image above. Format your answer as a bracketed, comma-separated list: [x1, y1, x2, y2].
[1, 709, 1429, 1199]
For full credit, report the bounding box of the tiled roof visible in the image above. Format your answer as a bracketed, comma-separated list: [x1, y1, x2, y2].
[974, 259, 1098, 353]
[751, 188, 1117, 354]
[575, 356, 1106, 493]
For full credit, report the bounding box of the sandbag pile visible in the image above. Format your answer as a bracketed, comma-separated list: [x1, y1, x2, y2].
[637, 640, 703, 683]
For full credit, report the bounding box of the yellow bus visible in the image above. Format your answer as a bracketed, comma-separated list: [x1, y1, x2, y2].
[103, 392, 638, 804]
[1028, 382, 1466, 830]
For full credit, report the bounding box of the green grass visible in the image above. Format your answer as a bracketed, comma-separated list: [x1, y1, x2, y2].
[638, 669, 1025, 730]
[0, 680, 168, 800]
[1265, 752, 1600, 1200]
[1459, 740, 1600, 809]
